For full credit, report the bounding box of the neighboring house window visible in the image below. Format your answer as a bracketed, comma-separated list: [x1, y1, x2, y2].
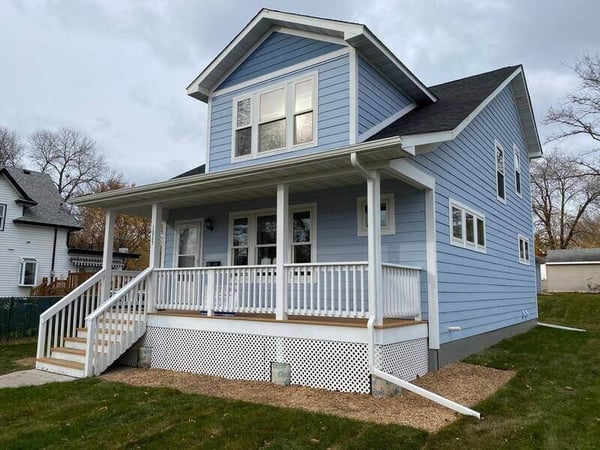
[232, 73, 316, 160]
[357, 194, 396, 236]
[0, 203, 6, 231]
[514, 145, 522, 196]
[495, 141, 506, 202]
[449, 200, 486, 252]
[229, 205, 316, 265]
[518, 235, 530, 265]
[18, 258, 38, 286]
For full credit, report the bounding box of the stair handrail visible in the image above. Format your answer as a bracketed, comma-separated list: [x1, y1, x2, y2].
[37, 269, 107, 360]
[84, 267, 153, 376]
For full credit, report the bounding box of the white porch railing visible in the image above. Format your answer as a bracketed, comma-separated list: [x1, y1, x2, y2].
[84, 268, 151, 376]
[286, 262, 369, 318]
[153, 265, 276, 314]
[37, 269, 105, 360]
[381, 263, 421, 319]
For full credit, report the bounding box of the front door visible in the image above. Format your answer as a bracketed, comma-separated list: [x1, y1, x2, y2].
[175, 222, 203, 267]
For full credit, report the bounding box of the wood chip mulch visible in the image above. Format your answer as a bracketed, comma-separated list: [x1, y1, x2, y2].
[101, 362, 514, 432]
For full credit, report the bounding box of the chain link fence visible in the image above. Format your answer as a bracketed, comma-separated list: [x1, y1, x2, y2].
[0, 297, 60, 341]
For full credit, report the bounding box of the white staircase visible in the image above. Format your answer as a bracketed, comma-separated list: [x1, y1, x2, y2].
[36, 269, 152, 378]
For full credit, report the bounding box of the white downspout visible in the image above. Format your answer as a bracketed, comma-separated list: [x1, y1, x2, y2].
[367, 316, 481, 419]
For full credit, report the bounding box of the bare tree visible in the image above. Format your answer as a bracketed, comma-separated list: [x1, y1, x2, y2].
[28, 127, 109, 201]
[531, 150, 600, 250]
[0, 125, 23, 167]
[546, 54, 600, 148]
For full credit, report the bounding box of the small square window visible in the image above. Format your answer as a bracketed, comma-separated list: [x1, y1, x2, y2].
[357, 194, 395, 236]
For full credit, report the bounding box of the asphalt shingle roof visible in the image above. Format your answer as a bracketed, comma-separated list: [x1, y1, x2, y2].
[172, 164, 206, 179]
[1, 167, 80, 229]
[369, 66, 520, 140]
[546, 248, 600, 263]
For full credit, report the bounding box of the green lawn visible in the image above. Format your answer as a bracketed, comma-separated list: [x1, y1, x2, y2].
[0, 293, 598, 449]
[0, 339, 36, 375]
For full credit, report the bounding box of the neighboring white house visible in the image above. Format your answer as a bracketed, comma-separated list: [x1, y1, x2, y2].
[0, 167, 80, 297]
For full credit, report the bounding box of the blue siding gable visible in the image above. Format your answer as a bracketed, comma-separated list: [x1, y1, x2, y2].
[411, 83, 537, 345]
[357, 56, 413, 135]
[218, 32, 344, 90]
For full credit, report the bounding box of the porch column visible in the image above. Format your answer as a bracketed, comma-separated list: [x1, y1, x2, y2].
[275, 184, 289, 321]
[367, 171, 383, 326]
[101, 210, 115, 303]
[147, 203, 163, 313]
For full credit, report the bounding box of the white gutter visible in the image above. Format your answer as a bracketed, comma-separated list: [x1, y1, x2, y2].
[537, 322, 586, 332]
[367, 316, 481, 419]
[350, 152, 374, 179]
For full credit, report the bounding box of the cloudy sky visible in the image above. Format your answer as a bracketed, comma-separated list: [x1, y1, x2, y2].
[1, 0, 598, 184]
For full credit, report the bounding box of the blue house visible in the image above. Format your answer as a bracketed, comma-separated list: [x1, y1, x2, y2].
[37, 10, 541, 397]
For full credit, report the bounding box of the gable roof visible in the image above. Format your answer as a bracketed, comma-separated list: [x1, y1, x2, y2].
[369, 65, 542, 157]
[0, 167, 80, 230]
[546, 248, 600, 263]
[187, 9, 436, 105]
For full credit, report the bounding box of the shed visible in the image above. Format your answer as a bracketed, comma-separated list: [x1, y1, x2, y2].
[544, 249, 600, 293]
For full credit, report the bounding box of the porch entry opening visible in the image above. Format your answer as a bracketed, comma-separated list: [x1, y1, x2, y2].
[175, 221, 203, 267]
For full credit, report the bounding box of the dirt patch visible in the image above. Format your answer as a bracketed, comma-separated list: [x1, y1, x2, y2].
[15, 357, 35, 367]
[102, 363, 515, 432]
[101, 363, 514, 432]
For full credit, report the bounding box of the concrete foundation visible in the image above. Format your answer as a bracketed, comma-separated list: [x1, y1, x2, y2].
[370, 375, 401, 397]
[138, 346, 152, 369]
[271, 362, 291, 386]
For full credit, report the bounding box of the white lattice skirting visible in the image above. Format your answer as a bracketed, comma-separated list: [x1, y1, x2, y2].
[121, 326, 428, 394]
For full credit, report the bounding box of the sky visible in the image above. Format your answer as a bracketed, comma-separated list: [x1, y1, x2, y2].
[1, 0, 599, 185]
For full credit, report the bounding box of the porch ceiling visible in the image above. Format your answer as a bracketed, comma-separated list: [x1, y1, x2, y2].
[71, 137, 409, 217]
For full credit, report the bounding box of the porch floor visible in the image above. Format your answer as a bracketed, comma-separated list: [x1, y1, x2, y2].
[151, 310, 425, 329]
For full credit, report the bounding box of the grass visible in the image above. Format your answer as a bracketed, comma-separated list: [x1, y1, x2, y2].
[0, 293, 598, 449]
[0, 339, 36, 375]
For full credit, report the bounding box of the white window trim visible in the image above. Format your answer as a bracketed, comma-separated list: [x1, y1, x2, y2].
[448, 199, 487, 253]
[230, 72, 319, 163]
[495, 140, 507, 204]
[172, 220, 204, 268]
[518, 235, 530, 265]
[356, 193, 396, 236]
[227, 204, 317, 265]
[513, 144, 522, 198]
[0, 203, 6, 231]
[18, 258, 38, 287]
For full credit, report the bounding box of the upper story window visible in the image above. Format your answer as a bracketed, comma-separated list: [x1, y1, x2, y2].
[450, 199, 486, 252]
[18, 258, 38, 287]
[495, 141, 506, 203]
[518, 235, 530, 265]
[514, 145, 522, 196]
[232, 73, 317, 161]
[357, 194, 396, 236]
[0, 203, 6, 231]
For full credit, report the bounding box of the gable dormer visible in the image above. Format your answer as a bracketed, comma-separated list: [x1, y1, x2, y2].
[187, 9, 436, 173]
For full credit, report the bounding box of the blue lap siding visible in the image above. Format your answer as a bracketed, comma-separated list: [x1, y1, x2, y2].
[218, 32, 344, 90]
[357, 56, 413, 136]
[411, 84, 537, 344]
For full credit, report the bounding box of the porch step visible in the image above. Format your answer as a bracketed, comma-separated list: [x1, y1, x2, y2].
[76, 327, 126, 340]
[64, 337, 111, 350]
[36, 357, 84, 378]
[50, 347, 86, 363]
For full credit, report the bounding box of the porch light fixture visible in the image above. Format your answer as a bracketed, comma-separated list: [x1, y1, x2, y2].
[205, 218, 214, 231]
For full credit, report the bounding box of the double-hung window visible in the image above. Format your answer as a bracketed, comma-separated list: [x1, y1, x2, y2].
[518, 235, 530, 264]
[232, 74, 316, 160]
[229, 205, 316, 265]
[495, 141, 506, 202]
[450, 200, 486, 252]
[514, 145, 522, 196]
[0, 203, 6, 231]
[18, 258, 38, 286]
